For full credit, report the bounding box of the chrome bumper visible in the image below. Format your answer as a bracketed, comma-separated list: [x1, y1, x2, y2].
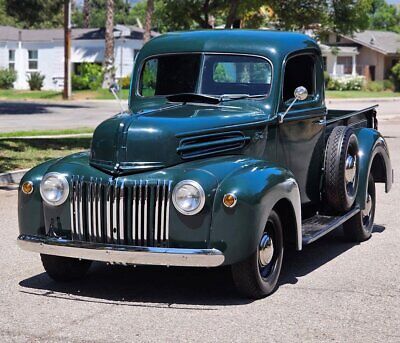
[17, 235, 225, 267]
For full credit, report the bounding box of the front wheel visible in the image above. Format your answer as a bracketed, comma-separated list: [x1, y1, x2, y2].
[231, 209, 284, 299]
[41, 254, 92, 282]
[343, 173, 376, 242]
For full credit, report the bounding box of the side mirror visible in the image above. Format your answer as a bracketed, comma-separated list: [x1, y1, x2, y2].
[294, 86, 308, 101]
[279, 86, 308, 123]
[109, 82, 120, 94]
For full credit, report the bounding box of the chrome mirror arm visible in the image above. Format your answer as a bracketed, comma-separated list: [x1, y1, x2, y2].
[278, 86, 308, 124]
[109, 83, 126, 113]
[279, 97, 298, 124]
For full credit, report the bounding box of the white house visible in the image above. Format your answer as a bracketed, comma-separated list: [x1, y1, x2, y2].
[0, 25, 157, 90]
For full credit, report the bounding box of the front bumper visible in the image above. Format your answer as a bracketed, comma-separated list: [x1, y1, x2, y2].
[17, 235, 225, 267]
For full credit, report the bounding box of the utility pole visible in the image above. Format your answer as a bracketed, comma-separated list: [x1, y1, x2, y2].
[63, 0, 72, 100]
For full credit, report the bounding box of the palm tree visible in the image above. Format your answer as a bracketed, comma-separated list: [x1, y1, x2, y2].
[83, 0, 90, 28]
[102, 0, 115, 88]
[143, 0, 154, 43]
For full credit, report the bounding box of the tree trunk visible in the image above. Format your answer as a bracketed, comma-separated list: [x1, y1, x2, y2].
[143, 0, 154, 43]
[102, 0, 115, 89]
[225, 0, 240, 29]
[83, 0, 90, 28]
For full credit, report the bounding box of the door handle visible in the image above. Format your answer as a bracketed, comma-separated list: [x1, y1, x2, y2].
[313, 118, 326, 125]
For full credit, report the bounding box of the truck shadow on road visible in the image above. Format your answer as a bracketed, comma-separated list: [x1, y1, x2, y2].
[0, 102, 88, 115]
[18, 225, 385, 307]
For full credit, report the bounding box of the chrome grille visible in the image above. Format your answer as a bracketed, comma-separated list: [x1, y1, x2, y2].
[70, 176, 172, 247]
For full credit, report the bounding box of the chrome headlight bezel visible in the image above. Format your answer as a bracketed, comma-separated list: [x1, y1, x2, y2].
[172, 180, 205, 215]
[40, 172, 70, 207]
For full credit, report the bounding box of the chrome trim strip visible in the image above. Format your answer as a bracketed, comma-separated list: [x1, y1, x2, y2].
[138, 180, 142, 243]
[106, 181, 112, 242]
[132, 180, 137, 243]
[154, 180, 160, 244]
[160, 180, 166, 242]
[119, 180, 124, 244]
[112, 180, 118, 242]
[70, 177, 76, 239]
[144, 180, 148, 243]
[165, 180, 172, 244]
[77, 177, 83, 240]
[18, 235, 225, 268]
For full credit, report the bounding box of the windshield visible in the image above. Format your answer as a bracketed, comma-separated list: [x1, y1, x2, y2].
[138, 54, 272, 98]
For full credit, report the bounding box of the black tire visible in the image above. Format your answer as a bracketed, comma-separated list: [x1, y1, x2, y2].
[324, 126, 359, 213]
[343, 173, 376, 242]
[41, 254, 92, 282]
[231, 209, 284, 299]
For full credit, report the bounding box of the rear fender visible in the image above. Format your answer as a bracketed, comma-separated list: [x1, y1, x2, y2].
[354, 128, 392, 209]
[209, 161, 301, 265]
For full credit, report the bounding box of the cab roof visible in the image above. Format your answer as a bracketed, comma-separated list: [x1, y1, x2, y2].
[138, 30, 320, 63]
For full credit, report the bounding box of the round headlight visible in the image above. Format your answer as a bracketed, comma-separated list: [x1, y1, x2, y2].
[172, 180, 205, 215]
[40, 172, 69, 206]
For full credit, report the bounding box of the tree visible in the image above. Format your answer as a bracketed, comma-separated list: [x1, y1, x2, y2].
[102, 0, 115, 88]
[4, 0, 64, 28]
[83, 0, 90, 28]
[0, 0, 16, 26]
[369, 0, 400, 32]
[143, 0, 154, 43]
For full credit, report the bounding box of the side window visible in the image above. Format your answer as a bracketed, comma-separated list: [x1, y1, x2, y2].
[283, 54, 315, 103]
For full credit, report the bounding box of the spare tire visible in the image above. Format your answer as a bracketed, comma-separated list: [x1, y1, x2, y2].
[324, 126, 359, 213]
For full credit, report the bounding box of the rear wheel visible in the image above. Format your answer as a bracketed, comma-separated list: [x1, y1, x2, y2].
[343, 174, 376, 242]
[231, 209, 283, 299]
[41, 254, 92, 282]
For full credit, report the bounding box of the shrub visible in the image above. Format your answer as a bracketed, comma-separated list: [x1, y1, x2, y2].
[383, 79, 394, 91]
[27, 72, 45, 91]
[72, 63, 103, 90]
[364, 81, 384, 92]
[0, 68, 17, 89]
[390, 62, 400, 91]
[120, 75, 131, 89]
[323, 71, 330, 88]
[326, 76, 364, 91]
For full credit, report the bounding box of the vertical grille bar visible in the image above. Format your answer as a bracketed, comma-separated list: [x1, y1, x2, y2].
[165, 181, 172, 245]
[70, 176, 76, 239]
[144, 181, 148, 245]
[70, 176, 171, 247]
[119, 180, 125, 245]
[154, 180, 160, 244]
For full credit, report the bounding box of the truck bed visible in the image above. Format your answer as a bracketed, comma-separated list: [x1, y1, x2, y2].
[326, 105, 378, 132]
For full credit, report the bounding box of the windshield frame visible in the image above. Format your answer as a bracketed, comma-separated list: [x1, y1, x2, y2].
[134, 52, 274, 100]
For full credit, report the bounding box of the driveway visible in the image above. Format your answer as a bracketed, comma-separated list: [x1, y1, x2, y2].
[1, 98, 400, 133]
[0, 120, 399, 342]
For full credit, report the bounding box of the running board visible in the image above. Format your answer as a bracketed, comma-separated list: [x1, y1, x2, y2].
[302, 207, 360, 245]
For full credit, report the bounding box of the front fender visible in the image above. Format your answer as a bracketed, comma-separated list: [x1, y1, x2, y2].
[209, 161, 301, 265]
[354, 128, 393, 209]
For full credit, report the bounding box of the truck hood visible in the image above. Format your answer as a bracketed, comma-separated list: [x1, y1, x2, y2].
[90, 103, 269, 174]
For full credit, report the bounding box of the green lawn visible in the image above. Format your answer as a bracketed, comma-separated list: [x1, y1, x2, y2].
[0, 136, 92, 172]
[0, 128, 93, 139]
[0, 89, 130, 101]
[326, 90, 400, 99]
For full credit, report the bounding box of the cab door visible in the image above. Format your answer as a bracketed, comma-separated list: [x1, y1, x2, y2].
[276, 53, 326, 211]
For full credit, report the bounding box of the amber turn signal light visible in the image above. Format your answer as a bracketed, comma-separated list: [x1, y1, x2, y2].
[21, 181, 34, 195]
[223, 193, 237, 208]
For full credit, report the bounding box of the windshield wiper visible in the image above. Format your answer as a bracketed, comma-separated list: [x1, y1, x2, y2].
[219, 94, 266, 102]
[166, 93, 221, 105]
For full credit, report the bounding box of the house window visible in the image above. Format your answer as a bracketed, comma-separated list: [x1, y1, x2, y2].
[28, 50, 38, 70]
[337, 56, 352, 75]
[8, 50, 15, 70]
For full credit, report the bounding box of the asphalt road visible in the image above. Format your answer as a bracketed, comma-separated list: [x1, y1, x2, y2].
[1, 98, 400, 133]
[0, 122, 399, 342]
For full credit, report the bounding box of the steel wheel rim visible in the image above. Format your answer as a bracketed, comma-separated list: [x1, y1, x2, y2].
[362, 192, 374, 230]
[345, 152, 357, 196]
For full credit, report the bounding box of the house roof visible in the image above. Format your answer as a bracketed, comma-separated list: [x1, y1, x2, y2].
[342, 30, 400, 55]
[320, 44, 358, 55]
[0, 25, 158, 42]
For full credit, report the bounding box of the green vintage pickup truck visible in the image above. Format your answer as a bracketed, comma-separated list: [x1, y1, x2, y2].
[18, 30, 393, 298]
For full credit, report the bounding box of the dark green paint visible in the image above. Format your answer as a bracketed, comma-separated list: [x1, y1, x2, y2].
[18, 30, 392, 266]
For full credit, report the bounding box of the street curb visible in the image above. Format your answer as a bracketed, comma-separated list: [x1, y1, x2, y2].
[0, 169, 28, 186]
[327, 97, 400, 103]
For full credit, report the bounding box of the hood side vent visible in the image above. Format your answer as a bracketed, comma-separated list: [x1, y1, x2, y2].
[177, 131, 250, 159]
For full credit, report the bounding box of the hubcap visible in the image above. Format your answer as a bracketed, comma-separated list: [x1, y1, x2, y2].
[345, 154, 357, 184]
[259, 233, 274, 267]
